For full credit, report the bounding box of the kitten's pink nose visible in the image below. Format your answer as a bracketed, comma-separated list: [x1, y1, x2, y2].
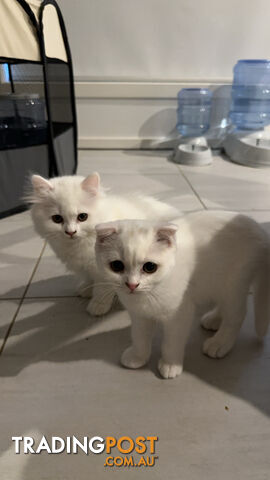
[125, 282, 139, 292]
[65, 230, 77, 238]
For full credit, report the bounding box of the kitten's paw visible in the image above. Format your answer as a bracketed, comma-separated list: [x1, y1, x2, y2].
[158, 359, 183, 379]
[203, 336, 234, 359]
[87, 297, 112, 316]
[201, 310, 222, 331]
[121, 347, 149, 369]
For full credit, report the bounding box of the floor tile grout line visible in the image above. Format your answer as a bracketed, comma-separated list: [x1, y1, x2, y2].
[176, 166, 207, 210]
[0, 241, 47, 356]
[0, 298, 22, 301]
[0, 296, 79, 300]
[24, 295, 80, 299]
[92, 171, 181, 174]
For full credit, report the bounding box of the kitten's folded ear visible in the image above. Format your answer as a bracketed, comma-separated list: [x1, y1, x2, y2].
[95, 222, 118, 244]
[31, 175, 53, 195]
[81, 172, 100, 196]
[156, 224, 178, 246]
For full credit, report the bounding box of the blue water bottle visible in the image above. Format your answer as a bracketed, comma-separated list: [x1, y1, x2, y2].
[177, 88, 212, 137]
[229, 59, 270, 130]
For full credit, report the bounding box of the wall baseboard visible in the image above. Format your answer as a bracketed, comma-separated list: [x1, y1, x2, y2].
[78, 136, 178, 150]
[75, 79, 232, 150]
[75, 79, 231, 99]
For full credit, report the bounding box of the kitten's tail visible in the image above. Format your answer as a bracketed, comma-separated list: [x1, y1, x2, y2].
[253, 243, 270, 338]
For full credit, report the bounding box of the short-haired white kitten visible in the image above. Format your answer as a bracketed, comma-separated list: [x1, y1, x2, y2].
[29, 172, 177, 315]
[95, 211, 270, 379]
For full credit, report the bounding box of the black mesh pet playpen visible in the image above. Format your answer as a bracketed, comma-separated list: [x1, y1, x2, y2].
[0, 0, 77, 218]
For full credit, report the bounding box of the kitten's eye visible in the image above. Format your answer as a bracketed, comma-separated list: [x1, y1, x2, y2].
[110, 260, 125, 273]
[52, 214, 63, 224]
[77, 213, 88, 222]
[143, 262, 158, 274]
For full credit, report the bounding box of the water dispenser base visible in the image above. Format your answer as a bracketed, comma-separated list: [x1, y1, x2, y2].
[173, 137, 213, 166]
[224, 132, 270, 168]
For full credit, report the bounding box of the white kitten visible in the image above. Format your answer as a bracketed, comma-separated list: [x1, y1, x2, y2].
[29, 172, 178, 315]
[95, 211, 270, 379]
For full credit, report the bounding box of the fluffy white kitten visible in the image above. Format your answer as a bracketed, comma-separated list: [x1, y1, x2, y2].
[29, 172, 177, 315]
[95, 211, 270, 379]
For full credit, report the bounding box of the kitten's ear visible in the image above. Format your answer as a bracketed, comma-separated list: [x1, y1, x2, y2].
[81, 172, 100, 196]
[156, 224, 178, 246]
[31, 175, 53, 195]
[95, 222, 118, 244]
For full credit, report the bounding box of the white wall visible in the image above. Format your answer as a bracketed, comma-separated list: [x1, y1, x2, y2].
[58, 0, 270, 147]
[58, 0, 270, 81]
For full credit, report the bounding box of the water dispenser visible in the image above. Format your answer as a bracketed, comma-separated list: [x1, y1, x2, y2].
[224, 59, 270, 167]
[173, 88, 213, 165]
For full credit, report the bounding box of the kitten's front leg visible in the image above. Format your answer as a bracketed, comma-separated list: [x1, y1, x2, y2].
[87, 285, 115, 316]
[121, 315, 155, 369]
[159, 298, 194, 379]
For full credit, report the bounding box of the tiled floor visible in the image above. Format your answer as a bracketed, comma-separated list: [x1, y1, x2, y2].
[0, 150, 269, 480]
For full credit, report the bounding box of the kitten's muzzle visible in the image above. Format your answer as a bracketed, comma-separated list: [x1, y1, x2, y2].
[65, 230, 77, 238]
[125, 282, 139, 293]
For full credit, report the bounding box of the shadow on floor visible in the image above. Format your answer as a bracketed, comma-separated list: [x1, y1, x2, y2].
[0, 276, 269, 417]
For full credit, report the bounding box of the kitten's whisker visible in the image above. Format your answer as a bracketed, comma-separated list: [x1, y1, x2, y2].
[93, 281, 119, 288]
[146, 291, 161, 310]
[80, 282, 119, 296]
[45, 232, 60, 240]
[78, 297, 89, 307]
[90, 289, 116, 307]
[79, 284, 94, 295]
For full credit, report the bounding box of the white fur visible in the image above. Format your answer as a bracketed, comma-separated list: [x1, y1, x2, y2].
[95, 211, 270, 379]
[29, 173, 178, 313]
